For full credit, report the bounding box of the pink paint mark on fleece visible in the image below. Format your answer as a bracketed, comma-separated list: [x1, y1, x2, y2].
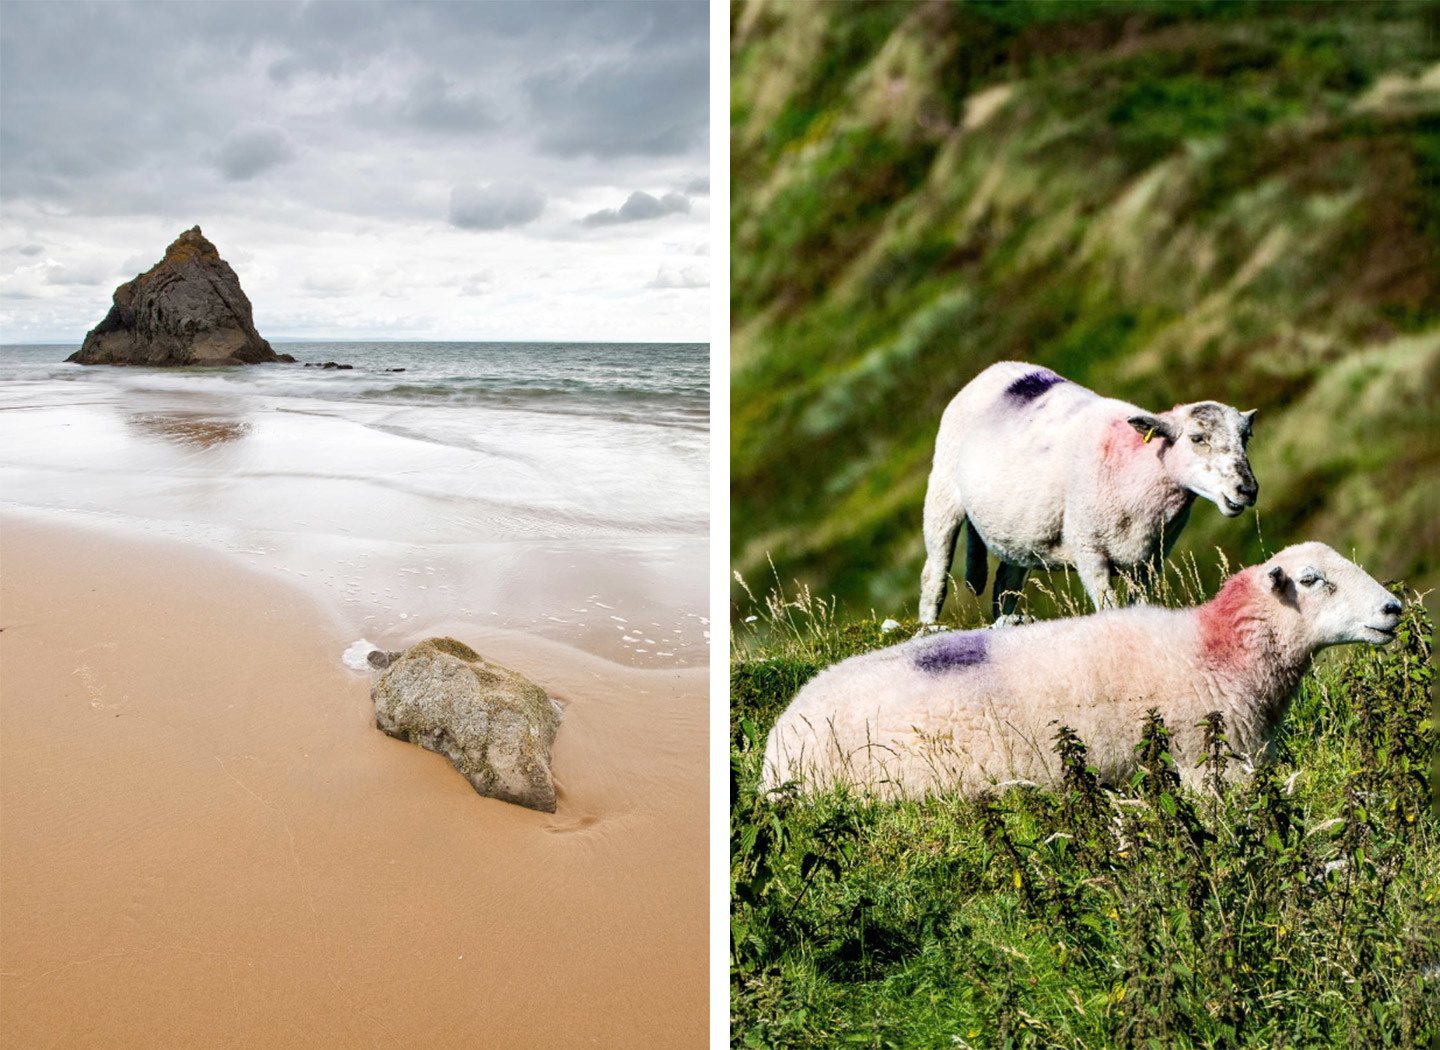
[1100, 418, 1144, 465]
[1197, 570, 1259, 673]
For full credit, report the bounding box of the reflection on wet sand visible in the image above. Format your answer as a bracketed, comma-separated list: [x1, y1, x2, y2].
[125, 411, 252, 448]
[2, 374, 706, 668]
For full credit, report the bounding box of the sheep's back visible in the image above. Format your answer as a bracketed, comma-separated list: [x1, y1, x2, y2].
[764, 609, 1202, 796]
[938, 366, 1133, 564]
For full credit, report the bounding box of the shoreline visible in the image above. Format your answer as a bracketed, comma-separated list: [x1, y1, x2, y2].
[0, 342, 710, 671]
[0, 513, 707, 1046]
[0, 502, 710, 672]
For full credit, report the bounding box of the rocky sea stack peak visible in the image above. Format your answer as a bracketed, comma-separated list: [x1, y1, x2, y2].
[68, 226, 293, 366]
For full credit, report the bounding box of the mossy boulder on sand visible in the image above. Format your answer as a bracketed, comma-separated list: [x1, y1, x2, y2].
[68, 226, 291, 366]
[372, 638, 563, 813]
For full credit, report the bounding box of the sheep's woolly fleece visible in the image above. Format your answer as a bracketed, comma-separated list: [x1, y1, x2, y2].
[767, 543, 1402, 799]
[920, 360, 1258, 619]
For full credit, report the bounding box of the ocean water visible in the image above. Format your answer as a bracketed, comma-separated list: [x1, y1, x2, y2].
[0, 341, 709, 667]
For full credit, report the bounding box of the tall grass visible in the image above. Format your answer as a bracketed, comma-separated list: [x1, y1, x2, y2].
[730, 564, 1438, 1048]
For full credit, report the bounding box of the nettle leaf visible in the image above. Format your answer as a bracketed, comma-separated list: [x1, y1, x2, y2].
[741, 825, 759, 854]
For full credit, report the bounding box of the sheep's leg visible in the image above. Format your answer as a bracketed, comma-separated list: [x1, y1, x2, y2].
[1075, 551, 1117, 610]
[963, 520, 989, 597]
[992, 562, 1030, 620]
[919, 476, 963, 623]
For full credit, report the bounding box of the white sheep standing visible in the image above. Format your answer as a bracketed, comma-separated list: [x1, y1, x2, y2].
[765, 543, 1402, 799]
[920, 361, 1259, 621]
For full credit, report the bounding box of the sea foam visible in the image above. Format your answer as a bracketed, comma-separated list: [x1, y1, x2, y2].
[342, 638, 378, 671]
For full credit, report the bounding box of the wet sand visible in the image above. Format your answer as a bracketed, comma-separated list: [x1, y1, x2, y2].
[0, 515, 707, 1047]
[0, 349, 709, 670]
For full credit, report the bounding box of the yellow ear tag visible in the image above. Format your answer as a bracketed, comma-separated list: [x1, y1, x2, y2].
[1144, 427, 1155, 444]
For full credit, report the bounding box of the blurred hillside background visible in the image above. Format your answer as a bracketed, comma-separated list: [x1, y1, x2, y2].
[731, 0, 1440, 620]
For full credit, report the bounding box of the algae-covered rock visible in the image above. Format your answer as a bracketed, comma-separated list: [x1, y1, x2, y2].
[372, 637, 563, 812]
[68, 226, 290, 367]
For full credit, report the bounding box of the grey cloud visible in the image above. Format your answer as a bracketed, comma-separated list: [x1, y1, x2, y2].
[120, 253, 159, 274]
[46, 265, 112, 287]
[301, 269, 367, 297]
[528, 49, 707, 158]
[685, 176, 709, 195]
[583, 190, 690, 227]
[0, 1, 707, 340]
[216, 126, 295, 180]
[457, 270, 496, 296]
[396, 72, 497, 132]
[449, 183, 546, 230]
[11, 244, 44, 256]
[1, 1, 707, 215]
[267, 48, 347, 86]
[646, 264, 708, 289]
[523, 3, 708, 160]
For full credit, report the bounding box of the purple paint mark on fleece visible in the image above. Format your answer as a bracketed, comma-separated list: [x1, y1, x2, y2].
[1005, 369, 1065, 405]
[914, 630, 989, 674]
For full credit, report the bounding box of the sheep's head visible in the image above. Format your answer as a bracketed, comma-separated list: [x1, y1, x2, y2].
[1263, 542, 1402, 650]
[1129, 401, 1257, 516]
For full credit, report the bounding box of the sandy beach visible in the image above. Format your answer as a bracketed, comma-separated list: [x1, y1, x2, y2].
[0, 515, 707, 1046]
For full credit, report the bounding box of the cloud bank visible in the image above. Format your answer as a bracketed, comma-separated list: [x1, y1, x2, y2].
[582, 190, 692, 227]
[449, 183, 547, 231]
[0, 0, 710, 343]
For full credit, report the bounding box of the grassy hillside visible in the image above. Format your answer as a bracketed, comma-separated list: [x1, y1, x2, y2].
[730, 591, 1438, 1046]
[731, 0, 1440, 620]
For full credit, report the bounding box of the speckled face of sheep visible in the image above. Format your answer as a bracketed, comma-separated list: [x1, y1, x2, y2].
[1129, 401, 1258, 516]
[1264, 543, 1402, 649]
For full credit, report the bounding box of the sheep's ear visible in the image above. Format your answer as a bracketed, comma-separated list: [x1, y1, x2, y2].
[1242, 408, 1257, 436]
[1128, 414, 1177, 443]
[1268, 565, 1288, 592]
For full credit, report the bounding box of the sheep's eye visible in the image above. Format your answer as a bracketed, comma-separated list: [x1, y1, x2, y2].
[1190, 434, 1206, 445]
[1299, 571, 1322, 587]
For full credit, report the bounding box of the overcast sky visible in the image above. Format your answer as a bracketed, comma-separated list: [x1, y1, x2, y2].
[0, 1, 709, 343]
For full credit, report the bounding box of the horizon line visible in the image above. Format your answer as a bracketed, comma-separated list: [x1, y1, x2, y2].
[0, 337, 711, 347]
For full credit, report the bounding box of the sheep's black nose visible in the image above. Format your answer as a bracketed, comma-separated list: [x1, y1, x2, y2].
[1382, 600, 1402, 617]
[1238, 481, 1258, 501]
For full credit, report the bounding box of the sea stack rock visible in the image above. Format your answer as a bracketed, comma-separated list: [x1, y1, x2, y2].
[67, 226, 292, 366]
[372, 638, 564, 812]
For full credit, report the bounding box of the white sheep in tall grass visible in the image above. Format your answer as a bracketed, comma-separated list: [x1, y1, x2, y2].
[765, 543, 1402, 799]
[920, 361, 1259, 621]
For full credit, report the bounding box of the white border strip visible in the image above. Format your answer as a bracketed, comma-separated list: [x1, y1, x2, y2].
[708, 0, 731, 1044]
